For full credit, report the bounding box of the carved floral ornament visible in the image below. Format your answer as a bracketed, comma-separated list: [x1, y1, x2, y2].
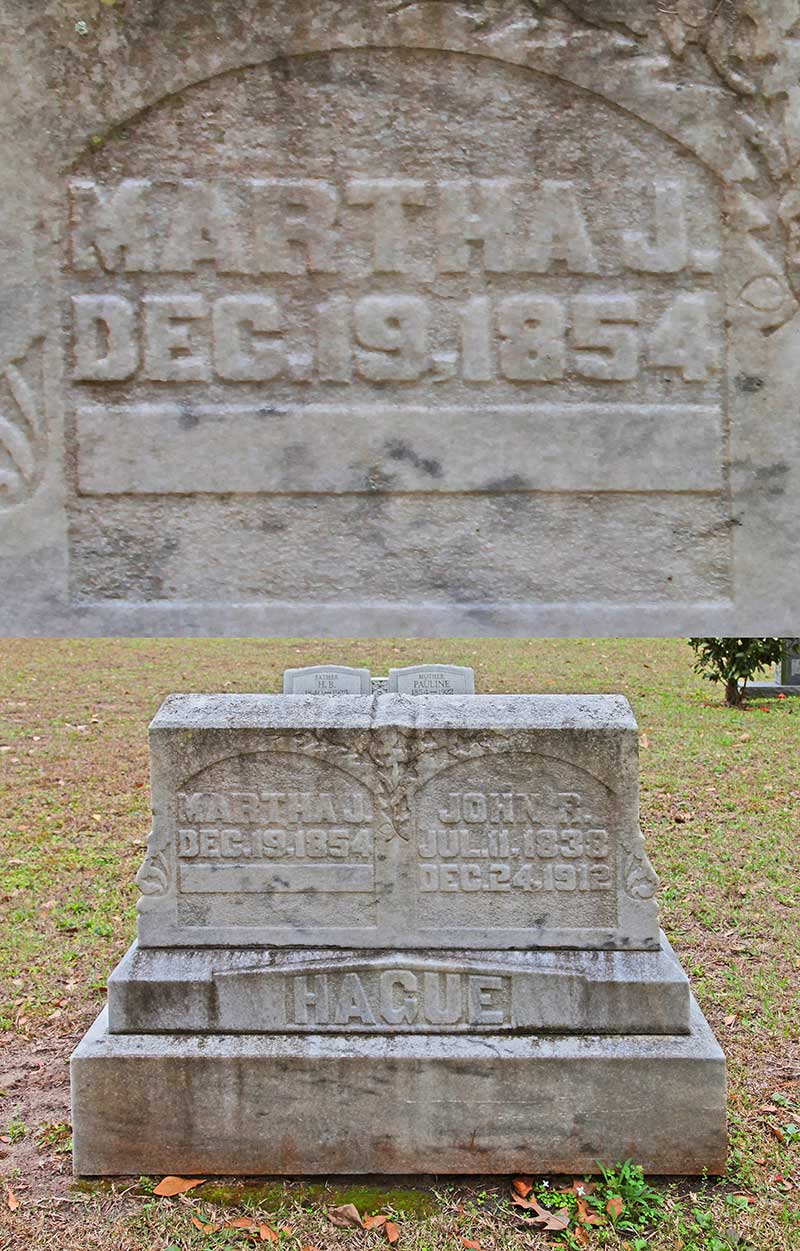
[135, 730, 658, 904]
[0, 339, 47, 514]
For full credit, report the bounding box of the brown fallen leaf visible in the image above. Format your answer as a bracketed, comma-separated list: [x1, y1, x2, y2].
[577, 1197, 603, 1225]
[512, 1176, 534, 1198]
[260, 1227, 279, 1244]
[6, 1186, 20, 1211]
[535, 1206, 570, 1232]
[191, 1214, 218, 1233]
[154, 1175, 206, 1197]
[571, 1179, 597, 1197]
[328, 1202, 365, 1229]
[228, 1216, 259, 1231]
[511, 1193, 552, 1219]
[724, 1014, 736, 1026]
[364, 1213, 388, 1230]
[769, 1124, 787, 1143]
[460, 1240, 483, 1250]
[574, 1225, 591, 1247]
[640, 733, 650, 749]
[385, 1220, 400, 1244]
[606, 1195, 624, 1220]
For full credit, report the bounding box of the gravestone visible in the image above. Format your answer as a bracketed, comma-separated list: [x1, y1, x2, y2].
[283, 665, 371, 695]
[388, 664, 475, 695]
[71, 692, 726, 1176]
[746, 638, 800, 698]
[780, 639, 800, 687]
[2, 1, 799, 637]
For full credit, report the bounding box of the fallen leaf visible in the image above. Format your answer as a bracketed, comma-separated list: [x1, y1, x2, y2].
[385, 1220, 400, 1244]
[260, 1227, 279, 1244]
[606, 1195, 624, 1220]
[574, 1225, 591, 1247]
[0, 1136, 11, 1145]
[364, 1213, 388, 1230]
[769, 1124, 787, 1143]
[576, 1197, 603, 1225]
[512, 1176, 534, 1198]
[153, 1175, 206, 1196]
[328, 1203, 365, 1229]
[228, 1217, 259, 1230]
[724, 1014, 737, 1026]
[191, 1214, 218, 1233]
[536, 1206, 570, 1232]
[460, 1241, 483, 1250]
[512, 1193, 537, 1210]
[571, 1179, 597, 1197]
[6, 1186, 20, 1211]
[641, 733, 650, 748]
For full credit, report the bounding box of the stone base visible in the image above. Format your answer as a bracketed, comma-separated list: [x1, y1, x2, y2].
[108, 934, 691, 1036]
[71, 997, 726, 1177]
[745, 683, 800, 698]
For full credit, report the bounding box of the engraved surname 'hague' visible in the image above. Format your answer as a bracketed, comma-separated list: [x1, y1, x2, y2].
[67, 175, 721, 388]
[287, 969, 510, 1028]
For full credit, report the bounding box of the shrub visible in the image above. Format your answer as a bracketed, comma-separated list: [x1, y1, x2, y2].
[688, 637, 784, 707]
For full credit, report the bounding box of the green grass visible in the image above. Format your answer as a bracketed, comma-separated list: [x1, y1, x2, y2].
[0, 638, 798, 1251]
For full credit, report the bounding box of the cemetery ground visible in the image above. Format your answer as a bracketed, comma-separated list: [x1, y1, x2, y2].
[0, 638, 798, 1251]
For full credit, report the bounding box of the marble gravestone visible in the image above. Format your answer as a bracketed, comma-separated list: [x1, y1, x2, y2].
[2, 0, 800, 638]
[747, 638, 800, 697]
[780, 639, 800, 687]
[283, 665, 371, 695]
[283, 663, 476, 695]
[388, 665, 475, 695]
[71, 692, 726, 1176]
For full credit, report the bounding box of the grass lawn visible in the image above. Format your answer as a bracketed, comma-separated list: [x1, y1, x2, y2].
[0, 637, 798, 1251]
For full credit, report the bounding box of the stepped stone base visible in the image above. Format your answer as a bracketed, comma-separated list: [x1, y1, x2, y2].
[71, 997, 726, 1177]
[107, 935, 692, 1036]
[745, 683, 800, 698]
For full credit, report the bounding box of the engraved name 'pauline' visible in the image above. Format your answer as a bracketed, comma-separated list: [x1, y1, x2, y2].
[68, 176, 721, 388]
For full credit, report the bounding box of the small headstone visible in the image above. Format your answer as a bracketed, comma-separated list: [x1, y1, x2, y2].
[388, 664, 475, 695]
[72, 692, 725, 1177]
[780, 639, 800, 686]
[283, 665, 371, 695]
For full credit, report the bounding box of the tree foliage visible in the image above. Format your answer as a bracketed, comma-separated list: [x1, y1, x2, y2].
[688, 637, 785, 707]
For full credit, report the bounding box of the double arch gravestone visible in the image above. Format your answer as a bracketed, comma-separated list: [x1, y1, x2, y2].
[0, 0, 798, 634]
[71, 689, 726, 1175]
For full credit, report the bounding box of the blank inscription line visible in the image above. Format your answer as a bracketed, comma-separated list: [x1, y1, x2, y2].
[73, 487, 726, 500]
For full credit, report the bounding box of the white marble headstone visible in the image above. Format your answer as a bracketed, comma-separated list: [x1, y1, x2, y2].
[283, 666, 371, 695]
[388, 665, 475, 695]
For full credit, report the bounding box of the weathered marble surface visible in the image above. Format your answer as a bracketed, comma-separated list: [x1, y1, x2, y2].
[71, 688, 726, 1176]
[1, 0, 798, 635]
[108, 933, 691, 1036]
[388, 665, 475, 695]
[283, 665, 371, 694]
[136, 693, 661, 950]
[71, 997, 727, 1176]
